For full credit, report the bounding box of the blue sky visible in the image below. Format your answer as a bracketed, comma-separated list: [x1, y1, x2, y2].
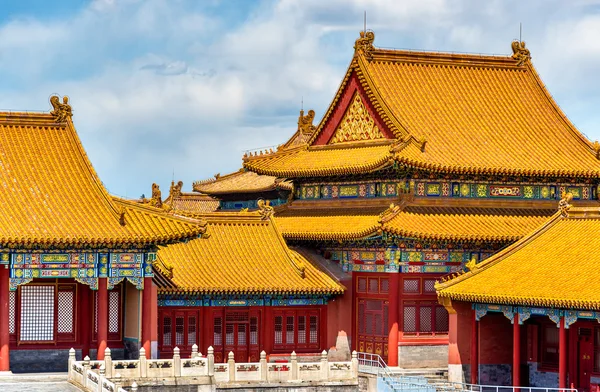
[2, 0, 600, 197]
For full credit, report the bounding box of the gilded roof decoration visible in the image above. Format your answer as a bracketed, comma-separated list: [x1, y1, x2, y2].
[169, 180, 183, 200]
[49, 95, 73, 123]
[329, 92, 386, 144]
[437, 207, 600, 309]
[257, 199, 274, 220]
[155, 214, 343, 295]
[558, 192, 573, 217]
[354, 30, 375, 60]
[511, 40, 531, 66]
[298, 109, 317, 136]
[245, 34, 600, 178]
[0, 109, 204, 248]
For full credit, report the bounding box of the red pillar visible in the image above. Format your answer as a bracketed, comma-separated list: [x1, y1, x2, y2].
[97, 278, 108, 360]
[263, 306, 273, 357]
[559, 317, 567, 389]
[513, 313, 520, 387]
[142, 277, 152, 358]
[471, 310, 478, 384]
[0, 266, 10, 372]
[387, 273, 399, 366]
[80, 285, 91, 359]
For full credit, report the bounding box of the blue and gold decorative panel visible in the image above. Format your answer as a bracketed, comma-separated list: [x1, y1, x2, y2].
[109, 253, 143, 289]
[221, 198, 286, 210]
[10, 253, 99, 290]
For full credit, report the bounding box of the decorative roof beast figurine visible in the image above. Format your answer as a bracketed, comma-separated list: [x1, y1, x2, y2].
[49, 95, 73, 123]
[257, 199, 274, 220]
[511, 40, 531, 66]
[354, 30, 375, 60]
[558, 191, 573, 217]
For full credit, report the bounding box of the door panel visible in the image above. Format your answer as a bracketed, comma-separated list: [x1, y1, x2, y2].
[579, 327, 594, 392]
[357, 298, 389, 359]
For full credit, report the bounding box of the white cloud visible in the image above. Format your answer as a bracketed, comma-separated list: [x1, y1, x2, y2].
[2, 0, 600, 196]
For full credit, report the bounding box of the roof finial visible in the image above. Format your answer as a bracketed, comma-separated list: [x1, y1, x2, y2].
[364, 11, 367, 34]
[511, 39, 531, 66]
[49, 95, 73, 123]
[519, 22, 522, 43]
[298, 109, 316, 136]
[354, 29, 375, 61]
[301, 96, 303, 111]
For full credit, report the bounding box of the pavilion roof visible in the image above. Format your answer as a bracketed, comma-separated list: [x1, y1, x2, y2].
[154, 211, 344, 295]
[164, 192, 219, 214]
[0, 106, 204, 249]
[243, 33, 600, 178]
[436, 205, 600, 309]
[193, 169, 292, 195]
[274, 200, 554, 242]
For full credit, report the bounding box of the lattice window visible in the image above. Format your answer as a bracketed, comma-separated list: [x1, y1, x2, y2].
[163, 317, 172, 346]
[403, 306, 416, 333]
[57, 290, 74, 333]
[237, 324, 246, 346]
[213, 317, 222, 346]
[424, 279, 437, 293]
[368, 278, 379, 293]
[297, 316, 306, 344]
[366, 313, 373, 335]
[358, 302, 365, 334]
[274, 316, 283, 344]
[419, 307, 432, 332]
[541, 324, 559, 368]
[175, 316, 184, 346]
[435, 306, 449, 332]
[20, 285, 54, 341]
[383, 303, 389, 336]
[225, 323, 234, 346]
[380, 278, 389, 293]
[374, 313, 383, 336]
[108, 291, 120, 334]
[8, 291, 15, 335]
[286, 316, 295, 344]
[403, 279, 419, 293]
[250, 317, 258, 345]
[357, 278, 367, 293]
[188, 316, 197, 346]
[309, 316, 318, 344]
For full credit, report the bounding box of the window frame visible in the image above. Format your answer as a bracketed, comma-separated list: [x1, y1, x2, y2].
[272, 308, 320, 353]
[15, 282, 78, 345]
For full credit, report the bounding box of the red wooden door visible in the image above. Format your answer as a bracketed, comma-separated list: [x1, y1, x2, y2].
[578, 327, 594, 392]
[213, 308, 260, 362]
[158, 309, 200, 358]
[357, 298, 389, 358]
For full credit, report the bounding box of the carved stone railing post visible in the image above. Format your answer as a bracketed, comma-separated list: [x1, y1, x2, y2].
[207, 346, 215, 377]
[113, 373, 122, 389]
[290, 351, 298, 381]
[104, 348, 113, 378]
[83, 356, 91, 389]
[173, 347, 181, 377]
[131, 381, 138, 392]
[228, 351, 235, 382]
[139, 347, 147, 378]
[351, 350, 358, 378]
[320, 350, 328, 380]
[68, 348, 76, 377]
[260, 351, 267, 382]
[191, 344, 198, 358]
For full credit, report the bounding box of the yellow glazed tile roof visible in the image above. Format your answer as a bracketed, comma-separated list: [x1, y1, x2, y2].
[382, 206, 553, 242]
[275, 208, 384, 240]
[168, 193, 219, 213]
[193, 170, 292, 195]
[437, 207, 600, 309]
[0, 111, 203, 248]
[243, 142, 394, 177]
[364, 51, 600, 177]
[244, 36, 600, 178]
[155, 213, 344, 295]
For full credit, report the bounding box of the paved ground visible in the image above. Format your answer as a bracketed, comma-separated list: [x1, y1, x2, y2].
[0, 373, 81, 391]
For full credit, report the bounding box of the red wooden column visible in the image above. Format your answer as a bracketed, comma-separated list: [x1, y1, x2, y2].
[0, 266, 10, 372]
[97, 277, 108, 360]
[559, 317, 567, 389]
[513, 313, 520, 387]
[471, 310, 478, 384]
[142, 277, 152, 358]
[387, 273, 399, 366]
[263, 306, 273, 357]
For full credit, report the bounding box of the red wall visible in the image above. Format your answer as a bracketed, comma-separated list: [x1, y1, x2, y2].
[450, 301, 474, 366]
[327, 276, 353, 349]
[479, 312, 513, 365]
